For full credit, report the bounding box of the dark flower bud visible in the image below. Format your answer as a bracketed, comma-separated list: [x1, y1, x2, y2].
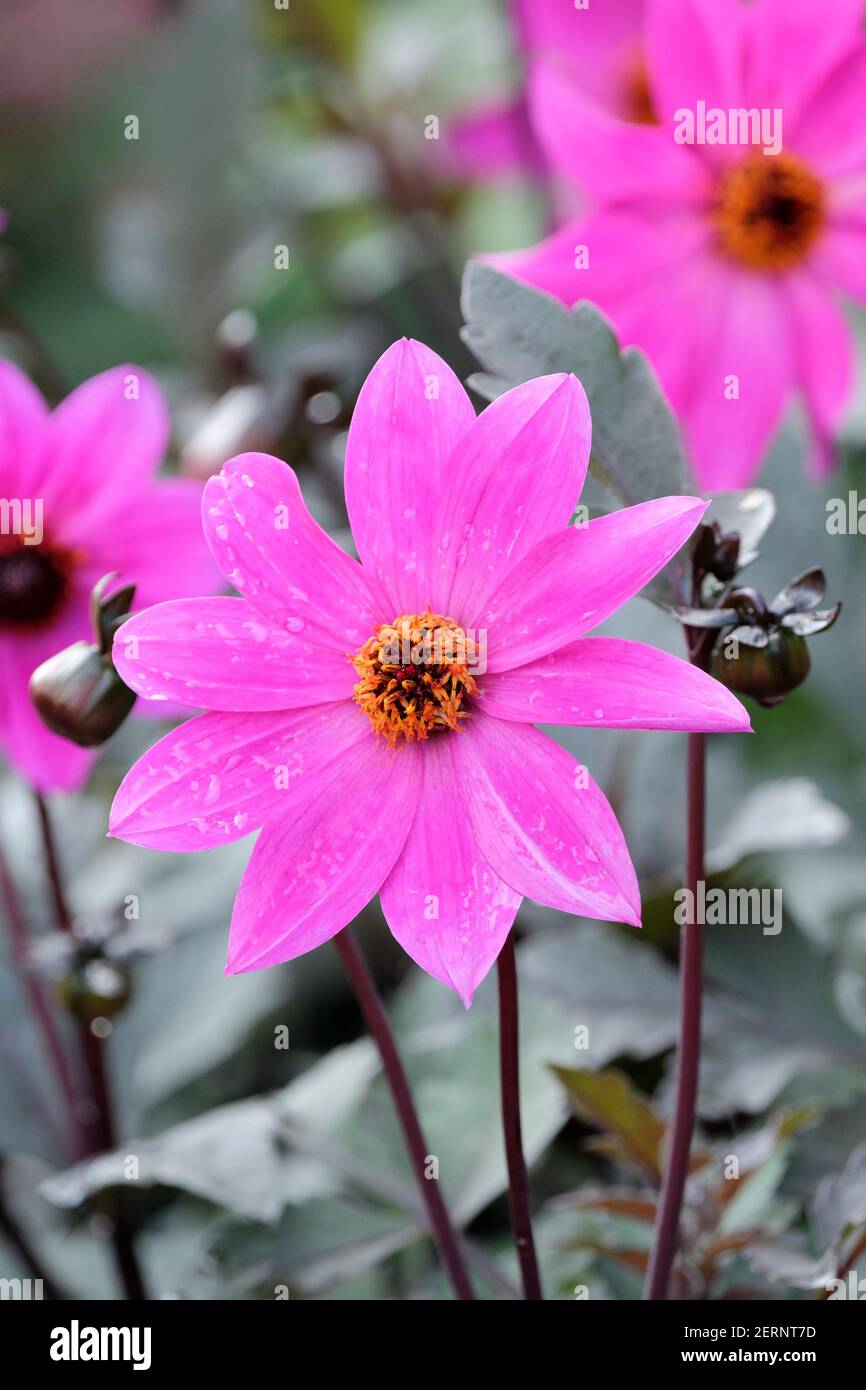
[712, 626, 812, 708]
[56, 957, 132, 1022]
[692, 522, 741, 583]
[30, 642, 137, 746]
[29, 574, 137, 747]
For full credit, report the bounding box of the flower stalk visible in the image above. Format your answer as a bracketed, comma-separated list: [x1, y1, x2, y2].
[0, 840, 85, 1160]
[332, 929, 475, 1300]
[643, 730, 706, 1300]
[644, 557, 717, 1300]
[33, 792, 147, 1301]
[497, 932, 543, 1300]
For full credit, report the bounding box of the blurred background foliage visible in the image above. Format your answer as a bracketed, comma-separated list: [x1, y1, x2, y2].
[0, 0, 865, 1300]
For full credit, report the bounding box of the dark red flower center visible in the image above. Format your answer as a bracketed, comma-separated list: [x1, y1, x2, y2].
[0, 539, 71, 628]
[626, 60, 657, 126]
[715, 154, 825, 271]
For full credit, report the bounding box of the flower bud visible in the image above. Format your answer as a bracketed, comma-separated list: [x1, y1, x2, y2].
[693, 522, 741, 583]
[712, 627, 811, 708]
[29, 641, 136, 747]
[56, 957, 131, 1022]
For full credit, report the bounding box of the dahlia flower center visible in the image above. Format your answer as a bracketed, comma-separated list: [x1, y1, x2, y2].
[715, 153, 825, 270]
[352, 610, 478, 745]
[0, 539, 71, 628]
[627, 60, 656, 125]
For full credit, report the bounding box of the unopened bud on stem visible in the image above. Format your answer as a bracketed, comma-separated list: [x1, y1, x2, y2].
[29, 575, 137, 747]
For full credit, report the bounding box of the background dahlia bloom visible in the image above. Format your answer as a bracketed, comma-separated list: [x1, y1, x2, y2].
[450, 0, 648, 181]
[0, 362, 218, 791]
[494, 0, 866, 488]
[109, 339, 749, 1006]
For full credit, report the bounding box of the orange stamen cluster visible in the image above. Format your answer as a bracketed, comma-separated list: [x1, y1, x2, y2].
[715, 153, 825, 271]
[352, 610, 478, 746]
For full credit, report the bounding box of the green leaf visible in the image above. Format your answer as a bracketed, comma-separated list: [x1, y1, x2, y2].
[811, 1141, 866, 1252]
[704, 916, 866, 1059]
[516, 921, 681, 1064]
[746, 1241, 836, 1291]
[706, 778, 850, 873]
[41, 1039, 381, 1225]
[717, 1146, 792, 1236]
[551, 1066, 666, 1183]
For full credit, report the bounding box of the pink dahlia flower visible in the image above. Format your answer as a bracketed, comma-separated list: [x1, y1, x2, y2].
[450, 0, 648, 182]
[0, 362, 219, 791]
[109, 339, 749, 1006]
[493, 0, 866, 488]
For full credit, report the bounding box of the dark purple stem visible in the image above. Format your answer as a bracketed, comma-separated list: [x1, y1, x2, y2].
[0, 841, 85, 1159]
[644, 582, 713, 1301]
[644, 731, 706, 1300]
[497, 932, 543, 1300]
[33, 792, 147, 1301]
[333, 929, 476, 1300]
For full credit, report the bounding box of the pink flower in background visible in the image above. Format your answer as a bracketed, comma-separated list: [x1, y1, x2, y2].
[449, 0, 649, 182]
[493, 0, 866, 488]
[0, 362, 219, 791]
[110, 339, 749, 1006]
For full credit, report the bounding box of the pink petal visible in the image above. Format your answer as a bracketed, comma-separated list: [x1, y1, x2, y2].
[519, 0, 644, 50]
[745, 0, 866, 136]
[112, 596, 355, 710]
[518, 0, 647, 112]
[109, 701, 366, 851]
[380, 735, 521, 1007]
[487, 222, 602, 308]
[478, 637, 751, 733]
[434, 374, 591, 623]
[0, 623, 96, 793]
[783, 274, 854, 479]
[645, 0, 746, 148]
[0, 359, 48, 499]
[453, 714, 640, 925]
[344, 340, 476, 614]
[226, 734, 422, 973]
[527, 58, 709, 204]
[682, 271, 793, 491]
[812, 221, 866, 302]
[448, 97, 544, 179]
[204, 452, 385, 649]
[478, 497, 707, 672]
[787, 42, 866, 178]
[79, 478, 220, 607]
[45, 366, 169, 534]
